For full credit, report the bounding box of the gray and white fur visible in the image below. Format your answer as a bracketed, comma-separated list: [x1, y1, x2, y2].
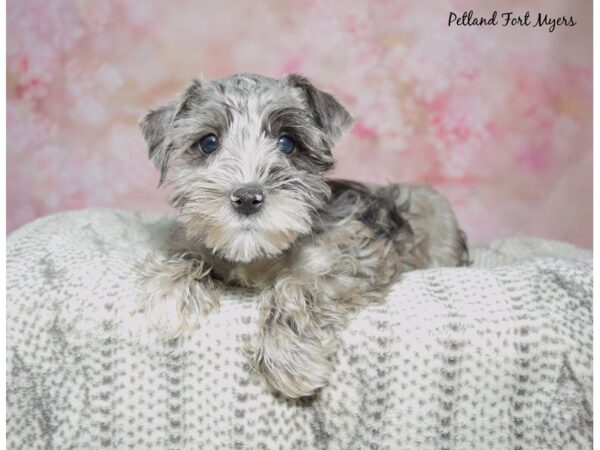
[139, 73, 469, 398]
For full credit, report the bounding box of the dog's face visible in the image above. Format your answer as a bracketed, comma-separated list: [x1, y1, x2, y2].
[140, 74, 353, 262]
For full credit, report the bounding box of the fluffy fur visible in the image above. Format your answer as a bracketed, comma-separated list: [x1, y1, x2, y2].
[139, 73, 469, 398]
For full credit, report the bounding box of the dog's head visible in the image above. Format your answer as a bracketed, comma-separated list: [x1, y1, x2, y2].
[140, 73, 353, 262]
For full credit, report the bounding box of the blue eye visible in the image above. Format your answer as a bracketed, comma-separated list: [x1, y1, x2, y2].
[198, 134, 219, 154]
[277, 135, 296, 154]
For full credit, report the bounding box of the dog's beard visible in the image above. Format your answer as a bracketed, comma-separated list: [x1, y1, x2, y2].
[171, 171, 328, 263]
[192, 197, 312, 262]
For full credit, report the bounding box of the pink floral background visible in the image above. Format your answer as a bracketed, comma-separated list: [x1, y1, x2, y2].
[7, 0, 592, 247]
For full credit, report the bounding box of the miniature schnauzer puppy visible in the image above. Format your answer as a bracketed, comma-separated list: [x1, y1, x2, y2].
[139, 73, 468, 398]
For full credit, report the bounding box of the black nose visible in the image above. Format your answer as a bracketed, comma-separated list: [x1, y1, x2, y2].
[230, 185, 265, 216]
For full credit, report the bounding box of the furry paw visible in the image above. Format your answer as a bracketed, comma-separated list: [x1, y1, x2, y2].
[249, 321, 335, 398]
[139, 253, 219, 338]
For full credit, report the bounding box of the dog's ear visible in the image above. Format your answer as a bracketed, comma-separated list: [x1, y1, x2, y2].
[139, 102, 177, 184]
[282, 74, 354, 144]
[139, 79, 203, 185]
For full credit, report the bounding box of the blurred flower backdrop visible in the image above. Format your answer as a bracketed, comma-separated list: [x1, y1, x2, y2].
[7, 0, 592, 247]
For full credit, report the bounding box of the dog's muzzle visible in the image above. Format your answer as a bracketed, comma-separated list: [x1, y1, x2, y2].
[230, 184, 264, 216]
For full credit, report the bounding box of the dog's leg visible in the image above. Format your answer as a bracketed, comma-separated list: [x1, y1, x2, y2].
[139, 252, 220, 338]
[249, 222, 397, 398]
[249, 273, 346, 398]
[384, 184, 469, 269]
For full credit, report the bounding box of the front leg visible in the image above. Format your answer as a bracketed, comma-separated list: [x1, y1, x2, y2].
[249, 274, 344, 398]
[139, 252, 220, 338]
[248, 219, 407, 398]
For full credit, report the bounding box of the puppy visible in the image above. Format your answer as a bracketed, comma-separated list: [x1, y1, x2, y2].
[139, 73, 468, 398]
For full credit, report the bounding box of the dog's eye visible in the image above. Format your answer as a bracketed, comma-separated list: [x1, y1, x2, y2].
[277, 135, 296, 155]
[198, 134, 219, 154]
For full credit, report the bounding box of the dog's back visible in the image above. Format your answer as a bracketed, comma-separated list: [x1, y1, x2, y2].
[323, 179, 469, 270]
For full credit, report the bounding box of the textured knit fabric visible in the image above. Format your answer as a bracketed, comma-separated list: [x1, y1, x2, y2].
[7, 209, 593, 450]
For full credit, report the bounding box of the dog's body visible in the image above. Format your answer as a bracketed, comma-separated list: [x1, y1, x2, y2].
[139, 73, 468, 398]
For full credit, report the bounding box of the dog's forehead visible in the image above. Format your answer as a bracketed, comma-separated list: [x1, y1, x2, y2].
[205, 74, 304, 113]
[213, 73, 278, 91]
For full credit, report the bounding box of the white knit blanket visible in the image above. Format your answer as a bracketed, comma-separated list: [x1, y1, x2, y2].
[7, 209, 592, 449]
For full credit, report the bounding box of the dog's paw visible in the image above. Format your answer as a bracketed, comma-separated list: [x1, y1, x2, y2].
[139, 254, 219, 339]
[249, 326, 334, 398]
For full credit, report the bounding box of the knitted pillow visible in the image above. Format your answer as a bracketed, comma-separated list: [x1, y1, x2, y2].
[7, 209, 592, 449]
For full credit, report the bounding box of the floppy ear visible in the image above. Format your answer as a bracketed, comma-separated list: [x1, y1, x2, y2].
[139, 102, 177, 184]
[139, 79, 203, 185]
[282, 74, 354, 144]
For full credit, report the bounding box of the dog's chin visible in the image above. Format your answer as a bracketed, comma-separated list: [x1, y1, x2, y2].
[179, 201, 316, 263]
[203, 224, 305, 264]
